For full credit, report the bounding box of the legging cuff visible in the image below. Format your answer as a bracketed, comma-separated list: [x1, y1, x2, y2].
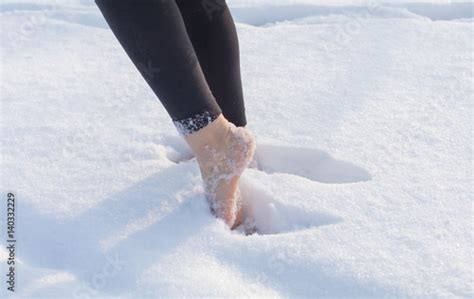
[173, 110, 221, 136]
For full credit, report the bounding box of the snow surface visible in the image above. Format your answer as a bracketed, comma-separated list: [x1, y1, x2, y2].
[0, 0, 473, 297]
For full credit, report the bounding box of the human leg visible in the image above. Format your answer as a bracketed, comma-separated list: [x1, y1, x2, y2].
[176, 0, 247, 127]
[95, 0, 254, 227]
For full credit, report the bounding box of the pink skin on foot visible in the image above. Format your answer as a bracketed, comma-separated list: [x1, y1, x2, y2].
[184, 115, 255, 228]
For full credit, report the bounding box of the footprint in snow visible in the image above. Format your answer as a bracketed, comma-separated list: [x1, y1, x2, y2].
[159, 136, 370, 234]
[252, 143, 371, 184]
[237, 176, 343, 235]
[161, 135, 371, 184]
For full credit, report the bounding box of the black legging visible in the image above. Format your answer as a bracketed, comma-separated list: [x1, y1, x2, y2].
[95, 0, 246, 135]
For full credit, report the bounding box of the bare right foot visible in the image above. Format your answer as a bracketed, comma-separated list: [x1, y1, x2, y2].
[185, 115, 255, 228]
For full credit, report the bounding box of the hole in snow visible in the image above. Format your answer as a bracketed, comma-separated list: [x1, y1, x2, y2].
[162, 140, 371, 184]
[254, 143, 371, 184]
[236, 178, 342, 235]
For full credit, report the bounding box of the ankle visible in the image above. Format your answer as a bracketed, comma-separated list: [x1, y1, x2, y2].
[184, 114, 230, 157]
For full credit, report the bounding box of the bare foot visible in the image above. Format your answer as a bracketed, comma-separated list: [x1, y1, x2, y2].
[184, 115, 255, 228]
[198, 123, 255, 227]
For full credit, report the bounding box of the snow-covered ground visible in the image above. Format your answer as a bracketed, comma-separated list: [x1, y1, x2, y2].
[0, 0, 472, 297]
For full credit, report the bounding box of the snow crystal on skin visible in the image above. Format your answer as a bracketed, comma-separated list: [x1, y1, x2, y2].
[201, 123, 256, 227]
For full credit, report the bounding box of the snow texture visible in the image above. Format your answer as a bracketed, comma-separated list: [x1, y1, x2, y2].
[0, 0, 472, 297]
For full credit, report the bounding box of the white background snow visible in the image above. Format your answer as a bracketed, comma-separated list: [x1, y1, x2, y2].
[0, 0, 472, 297]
